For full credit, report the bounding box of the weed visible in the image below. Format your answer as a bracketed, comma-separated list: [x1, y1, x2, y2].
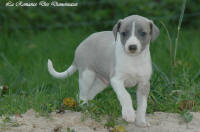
[181, 110, 193, 123]
[66, 128, 75, 132]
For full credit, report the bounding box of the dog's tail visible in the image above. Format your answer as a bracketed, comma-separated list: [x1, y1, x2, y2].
[47, 59, 77, 79]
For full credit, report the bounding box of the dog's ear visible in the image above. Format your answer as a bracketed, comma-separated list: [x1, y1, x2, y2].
[113, 19, 122, 41]
[149, 21, 160, 42]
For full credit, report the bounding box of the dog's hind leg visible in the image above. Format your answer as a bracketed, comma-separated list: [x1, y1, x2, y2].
[87, 77, 107, 100]
[78, 69, 95, 103]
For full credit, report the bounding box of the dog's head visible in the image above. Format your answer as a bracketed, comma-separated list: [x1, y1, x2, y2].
[113, 15, 160, 55]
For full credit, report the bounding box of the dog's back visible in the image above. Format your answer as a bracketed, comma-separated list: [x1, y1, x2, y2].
[74, 31, 115, 80]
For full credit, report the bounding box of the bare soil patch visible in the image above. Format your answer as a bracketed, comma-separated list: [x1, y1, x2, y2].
[0, 110, 200, 132]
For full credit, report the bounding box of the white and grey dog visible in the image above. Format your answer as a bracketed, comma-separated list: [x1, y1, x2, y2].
[48, 15, 159, 127]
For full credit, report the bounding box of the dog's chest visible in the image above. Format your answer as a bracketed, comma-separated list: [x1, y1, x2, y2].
[115, 46, 152, 87]
[123, 63, 151, 87]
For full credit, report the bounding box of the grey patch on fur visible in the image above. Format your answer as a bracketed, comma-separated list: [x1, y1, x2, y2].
[150, 22, 160, 42]
[74, 31, 115, 81]
[135, 22, 152, 51]
[137, 82, 150, 96]
[112, 19, 122, 41]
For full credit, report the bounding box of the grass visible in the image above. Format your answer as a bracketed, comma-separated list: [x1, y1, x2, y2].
[0, 26, 200, 126]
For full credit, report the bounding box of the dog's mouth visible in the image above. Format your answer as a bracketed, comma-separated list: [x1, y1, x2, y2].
[128, 50, 137, 54]
[125, 49, 141, 56]
[124, 47, 140, 55]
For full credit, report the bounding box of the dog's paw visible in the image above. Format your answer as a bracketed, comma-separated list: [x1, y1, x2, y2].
[135, 120, 150, 127]
[122, 108, 136, 122]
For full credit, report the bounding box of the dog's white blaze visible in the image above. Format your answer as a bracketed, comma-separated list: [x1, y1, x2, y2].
[125, 22, 141, 53]
[132, 22, 136, 36]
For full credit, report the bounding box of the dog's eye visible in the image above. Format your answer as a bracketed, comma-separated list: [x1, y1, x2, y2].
[121, 32, 127, 37]
[140, 32, 147, 37]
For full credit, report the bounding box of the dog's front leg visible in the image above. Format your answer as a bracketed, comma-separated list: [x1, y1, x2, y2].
[111, 76, 136, 122]
[136, 81, 150, 127]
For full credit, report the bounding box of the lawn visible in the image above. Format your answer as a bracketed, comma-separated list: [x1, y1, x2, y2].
[0, 26, 200, 125]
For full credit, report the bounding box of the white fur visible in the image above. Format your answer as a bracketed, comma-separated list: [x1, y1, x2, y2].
[110, 28, 152, 125]
[78, 69, 95, 103]
[48, 59, 77, 79]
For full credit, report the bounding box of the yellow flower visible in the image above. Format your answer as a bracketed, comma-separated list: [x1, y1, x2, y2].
[63, 97, 77, 107]
[112, 125, 127, 132]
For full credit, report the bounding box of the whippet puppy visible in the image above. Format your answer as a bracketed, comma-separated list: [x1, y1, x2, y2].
[48, 15, 160, 127]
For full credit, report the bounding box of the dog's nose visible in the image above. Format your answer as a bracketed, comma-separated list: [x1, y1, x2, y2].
[129, 45, 137, 51]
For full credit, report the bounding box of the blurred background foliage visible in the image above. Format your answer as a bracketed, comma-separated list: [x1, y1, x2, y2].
[0, 0, 200, 32]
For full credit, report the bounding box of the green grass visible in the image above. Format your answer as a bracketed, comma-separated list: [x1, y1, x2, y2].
[0, 27, 200, 126]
